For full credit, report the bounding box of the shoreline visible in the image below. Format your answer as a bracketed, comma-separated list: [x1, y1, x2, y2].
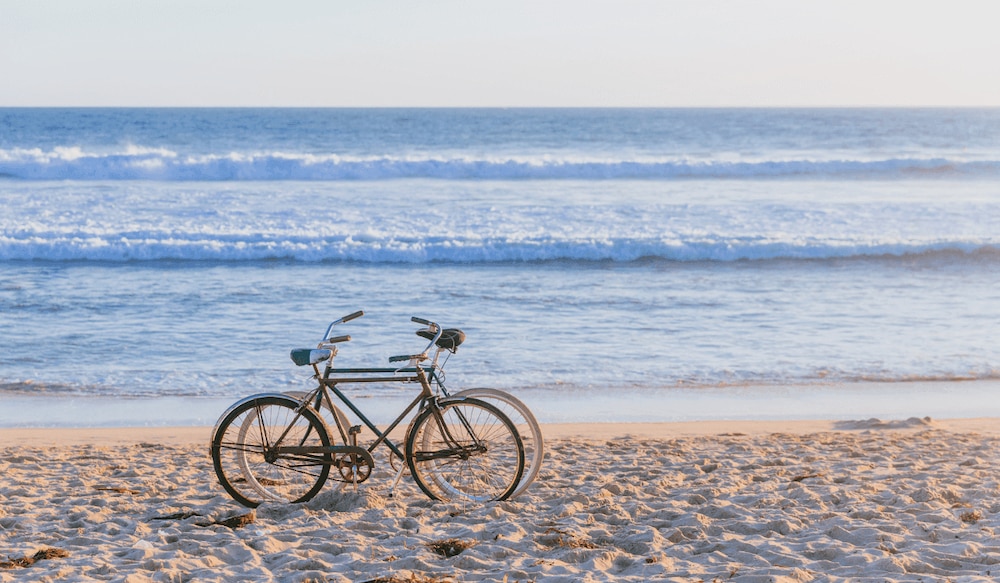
[4, 379, 1000, 430]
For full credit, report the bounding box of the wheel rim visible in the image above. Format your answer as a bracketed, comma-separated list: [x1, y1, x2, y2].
[213, 397, 330, 506]
[408, 399, 524, 502]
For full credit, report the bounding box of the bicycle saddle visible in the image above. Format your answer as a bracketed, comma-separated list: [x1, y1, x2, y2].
[417, 328, 465, 351]
[290, 348, 332, 366]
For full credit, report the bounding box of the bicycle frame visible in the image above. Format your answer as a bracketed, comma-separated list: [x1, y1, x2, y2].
[305, 362, 443, 461]
[323, 355, 488, 459]
[234, 363, 449, 494]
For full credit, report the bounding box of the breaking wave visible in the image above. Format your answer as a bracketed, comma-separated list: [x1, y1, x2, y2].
[2, 231, 998, 263]
[2, 147, 998, 181]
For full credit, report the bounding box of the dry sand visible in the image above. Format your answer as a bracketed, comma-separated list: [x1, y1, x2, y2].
[1, 418, 999, 582]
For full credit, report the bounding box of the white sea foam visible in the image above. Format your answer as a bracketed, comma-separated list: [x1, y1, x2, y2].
[2, 146, 999, 180]
[4, 166, 999, 264]
[1, 232, 997, 263]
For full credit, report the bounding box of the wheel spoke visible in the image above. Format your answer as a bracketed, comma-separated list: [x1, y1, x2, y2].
[406, 398, 524, 503]
[451, 388, 544, 498]
[211, 396, 332, 507]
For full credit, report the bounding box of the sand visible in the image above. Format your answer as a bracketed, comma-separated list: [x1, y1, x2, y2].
[1, 418, 1000, 582]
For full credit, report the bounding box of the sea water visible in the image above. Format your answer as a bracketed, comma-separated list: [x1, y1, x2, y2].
[2, 108, 1000, 427]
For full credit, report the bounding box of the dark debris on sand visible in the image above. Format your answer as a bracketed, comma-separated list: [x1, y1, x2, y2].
[0, 548, 70, 569]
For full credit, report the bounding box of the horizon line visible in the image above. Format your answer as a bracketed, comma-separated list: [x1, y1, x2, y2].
[2, 104, 1000, 110]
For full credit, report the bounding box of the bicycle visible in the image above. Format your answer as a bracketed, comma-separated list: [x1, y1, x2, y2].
[210, 311, 542, 508]
[286, 331, 544, 500]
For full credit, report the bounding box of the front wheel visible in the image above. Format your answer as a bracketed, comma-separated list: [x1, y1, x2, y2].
[406, 397, 524, 502]
[211, 395, 331, 507]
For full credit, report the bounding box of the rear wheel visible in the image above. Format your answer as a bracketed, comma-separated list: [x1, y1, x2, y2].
[453, 388, 543, 498]
[406, 397, 524, 502]
[211, 396, 331, 507]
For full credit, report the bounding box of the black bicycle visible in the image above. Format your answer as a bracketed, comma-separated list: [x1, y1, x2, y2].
[211, 312, 527, 507]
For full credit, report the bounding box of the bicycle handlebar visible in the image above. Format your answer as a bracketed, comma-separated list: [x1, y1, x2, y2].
[412, 317, 442, 345]
[341, 310, 365, 324]
[316, 311, 450, 366]
[323, 310, 365, 342]
[389, 316, 443, 364]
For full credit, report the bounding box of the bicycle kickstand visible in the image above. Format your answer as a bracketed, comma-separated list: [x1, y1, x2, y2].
[389, 461, 406, 499]
[349, 425, 362, 492]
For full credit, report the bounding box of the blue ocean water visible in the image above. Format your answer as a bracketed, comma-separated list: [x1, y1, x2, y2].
[2, 108, 1000, 426]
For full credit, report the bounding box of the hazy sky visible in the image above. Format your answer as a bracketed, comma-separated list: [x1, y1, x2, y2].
[3, 0, 999, 107]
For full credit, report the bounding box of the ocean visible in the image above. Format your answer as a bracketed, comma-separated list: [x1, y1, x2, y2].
[2, 108, 1000, 427]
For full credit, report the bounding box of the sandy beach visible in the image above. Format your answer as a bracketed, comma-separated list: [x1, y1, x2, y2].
[2, 418, 1000, 582]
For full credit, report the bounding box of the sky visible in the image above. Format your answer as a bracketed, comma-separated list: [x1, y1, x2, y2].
[2, 0, 999, 107]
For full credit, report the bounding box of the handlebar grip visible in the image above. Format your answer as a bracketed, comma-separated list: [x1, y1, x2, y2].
[411, 316, 433, 326]
[326, 335, 351, 343]
[341, 310, 365, 323]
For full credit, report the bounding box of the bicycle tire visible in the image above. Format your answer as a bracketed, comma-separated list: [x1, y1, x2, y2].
[406, 397, 524, 502]
[452, 388, 543, 498]
[211, 395, 332, 507]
